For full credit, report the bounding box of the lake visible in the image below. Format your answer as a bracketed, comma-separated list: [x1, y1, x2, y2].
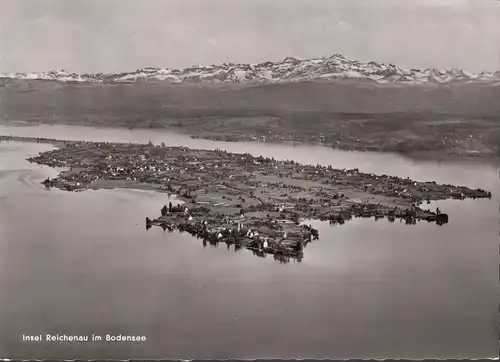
[0, 124, 498, 359]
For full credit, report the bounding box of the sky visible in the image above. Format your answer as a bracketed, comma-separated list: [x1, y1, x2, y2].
[0, 0, 499, 73]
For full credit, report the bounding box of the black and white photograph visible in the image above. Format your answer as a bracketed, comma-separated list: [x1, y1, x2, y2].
[0, 0, 499, 359]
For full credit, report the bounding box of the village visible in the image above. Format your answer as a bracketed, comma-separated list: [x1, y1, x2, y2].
[12, 135, 492, 262]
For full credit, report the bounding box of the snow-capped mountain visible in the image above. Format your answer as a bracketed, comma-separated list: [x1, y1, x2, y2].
[1, 54, 499, 85]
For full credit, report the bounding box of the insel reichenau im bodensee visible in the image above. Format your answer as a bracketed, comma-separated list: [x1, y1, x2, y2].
[2, 135, 490, 263]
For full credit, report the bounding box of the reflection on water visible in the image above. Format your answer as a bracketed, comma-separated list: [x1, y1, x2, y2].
[0, 125, 499, 359]
[151, 226, 300, 264]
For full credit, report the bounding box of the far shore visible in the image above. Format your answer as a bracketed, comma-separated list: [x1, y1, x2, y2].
[1, 119, 499, 165]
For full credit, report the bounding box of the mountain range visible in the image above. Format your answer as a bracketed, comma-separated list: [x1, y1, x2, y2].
[1, 54, 499, 85]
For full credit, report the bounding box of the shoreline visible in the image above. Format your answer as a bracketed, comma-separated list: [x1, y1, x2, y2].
[189, 134, 500, 164]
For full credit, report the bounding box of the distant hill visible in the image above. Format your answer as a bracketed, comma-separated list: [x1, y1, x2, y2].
[1, 80, 499, 123]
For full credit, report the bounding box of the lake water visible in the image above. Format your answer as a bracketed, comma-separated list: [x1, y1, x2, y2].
[0, 124, 498, 359]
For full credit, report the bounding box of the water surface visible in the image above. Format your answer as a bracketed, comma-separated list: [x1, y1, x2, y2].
[0, 124, 498, 359]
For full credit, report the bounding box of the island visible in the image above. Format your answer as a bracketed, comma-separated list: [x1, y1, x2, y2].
[2, 135, 491, 263]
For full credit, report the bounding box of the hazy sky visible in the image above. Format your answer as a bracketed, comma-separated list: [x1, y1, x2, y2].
[1, 0, 499, 73]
